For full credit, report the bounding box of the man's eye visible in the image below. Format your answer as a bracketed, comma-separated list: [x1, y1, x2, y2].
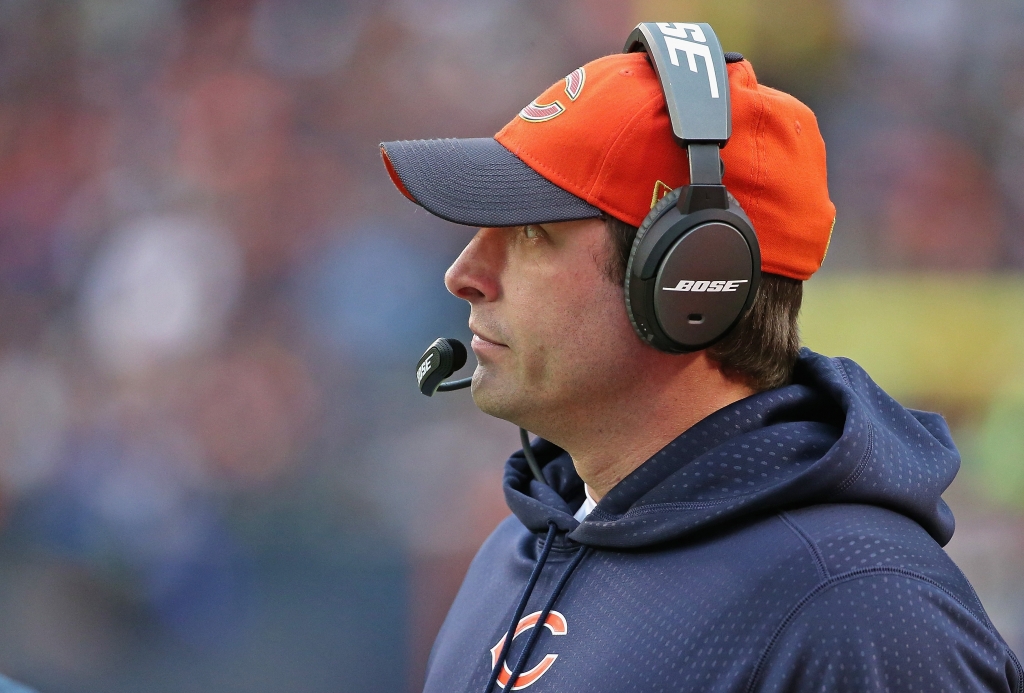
[523, 224, 543, 239]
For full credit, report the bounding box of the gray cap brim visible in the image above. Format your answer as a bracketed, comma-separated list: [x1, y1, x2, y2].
[380, 138, 601, 227]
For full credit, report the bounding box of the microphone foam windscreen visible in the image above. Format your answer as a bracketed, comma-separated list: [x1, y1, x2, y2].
[449, 339, 467, 372]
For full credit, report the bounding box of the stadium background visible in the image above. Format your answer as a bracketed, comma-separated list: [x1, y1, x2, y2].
[0, 0, 1019, 691]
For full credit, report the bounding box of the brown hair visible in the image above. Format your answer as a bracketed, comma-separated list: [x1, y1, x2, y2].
[603, 215, 802, 391]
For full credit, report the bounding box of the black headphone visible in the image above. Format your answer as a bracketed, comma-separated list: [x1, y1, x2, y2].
[623, 23, 761, 353]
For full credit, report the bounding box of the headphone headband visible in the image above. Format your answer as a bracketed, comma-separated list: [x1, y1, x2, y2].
[622, 22, 760, 353]
[624, 23, 731, 148]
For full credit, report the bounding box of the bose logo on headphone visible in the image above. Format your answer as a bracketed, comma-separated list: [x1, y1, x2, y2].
[656, 23, 719, 98]
[417, 353, 435, 385]
[663, 280, 748, 293]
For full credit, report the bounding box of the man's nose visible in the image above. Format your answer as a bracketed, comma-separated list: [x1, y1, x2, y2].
[444, 227, 505, 303]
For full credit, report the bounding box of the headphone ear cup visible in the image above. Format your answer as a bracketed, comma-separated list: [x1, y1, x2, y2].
[624, 188, 684, 346]
[630, 189, 684, 260]
[625, 188, 761, 353]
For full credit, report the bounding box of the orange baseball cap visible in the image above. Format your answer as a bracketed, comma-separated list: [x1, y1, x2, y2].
[380, 51, 835, 280]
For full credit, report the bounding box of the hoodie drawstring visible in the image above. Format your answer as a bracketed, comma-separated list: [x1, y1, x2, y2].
[499, 543, 589, 693]
[482, 521, 559, 693]
[519, 428, 546, 483]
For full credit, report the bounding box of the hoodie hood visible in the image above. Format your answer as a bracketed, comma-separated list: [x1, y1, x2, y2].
[504, 349, 960, 549]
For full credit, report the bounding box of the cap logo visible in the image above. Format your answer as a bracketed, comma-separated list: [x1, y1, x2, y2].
[651, 180, 673, 208]
[518, 68, 587, 123]
[564, 68, 585, 101]
[656, 23, 719, 98]
[821, 215, 836, 263]
[519, 100, 565, 122]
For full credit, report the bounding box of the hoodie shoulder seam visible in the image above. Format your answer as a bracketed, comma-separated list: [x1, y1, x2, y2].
[833, 422, 874, 494]
[831, 358, 874, 495]
[832, 356, 854, 387]
[744, 566, 1003, 693]
[778, 511, 829, 580]
[1012, 651, 1024, 693]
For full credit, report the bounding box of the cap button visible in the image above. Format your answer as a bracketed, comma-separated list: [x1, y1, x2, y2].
[724, 52, 744, 63]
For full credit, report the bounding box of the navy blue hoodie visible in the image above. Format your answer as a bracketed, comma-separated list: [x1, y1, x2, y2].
[423, 350, 1023, 693]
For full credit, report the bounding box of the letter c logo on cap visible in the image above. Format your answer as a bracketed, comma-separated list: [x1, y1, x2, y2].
[488, 611, 568, 690]
[518, 68, 587, 123]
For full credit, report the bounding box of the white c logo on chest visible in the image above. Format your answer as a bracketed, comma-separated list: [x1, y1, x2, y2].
[488, 611, 568, 690]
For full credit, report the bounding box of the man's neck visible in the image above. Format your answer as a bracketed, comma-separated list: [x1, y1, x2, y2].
[552, 353, 756, 501]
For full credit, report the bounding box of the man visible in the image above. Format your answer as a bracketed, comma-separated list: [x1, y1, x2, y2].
[380, 28, 1022, 693]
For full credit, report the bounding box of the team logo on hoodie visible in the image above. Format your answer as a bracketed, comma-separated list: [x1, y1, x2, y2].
[489, 610, 567, 689]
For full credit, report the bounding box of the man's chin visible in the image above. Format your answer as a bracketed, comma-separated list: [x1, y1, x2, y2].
[470, 369, 531, 426]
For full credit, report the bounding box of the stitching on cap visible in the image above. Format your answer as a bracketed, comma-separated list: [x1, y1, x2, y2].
[587, 93, 669, 225]
[586, 90, 665, 201]
[747, 87, 771, 227]
[733, 60, 755, 89]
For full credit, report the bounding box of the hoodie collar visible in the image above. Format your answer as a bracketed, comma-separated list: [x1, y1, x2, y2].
[503, 349, 960, 550]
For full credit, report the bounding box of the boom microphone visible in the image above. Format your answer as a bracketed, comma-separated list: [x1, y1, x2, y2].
[416, 338, 472, 396]
[415, 337, 546, 484]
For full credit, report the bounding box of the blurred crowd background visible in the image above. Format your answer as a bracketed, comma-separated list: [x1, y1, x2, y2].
[0, 0, 1019, 691]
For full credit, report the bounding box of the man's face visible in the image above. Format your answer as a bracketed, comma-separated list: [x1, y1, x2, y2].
[444, 218, 645, 434]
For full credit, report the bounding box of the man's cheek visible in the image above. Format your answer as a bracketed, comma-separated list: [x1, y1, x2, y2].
[518, 335, 553, 386]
